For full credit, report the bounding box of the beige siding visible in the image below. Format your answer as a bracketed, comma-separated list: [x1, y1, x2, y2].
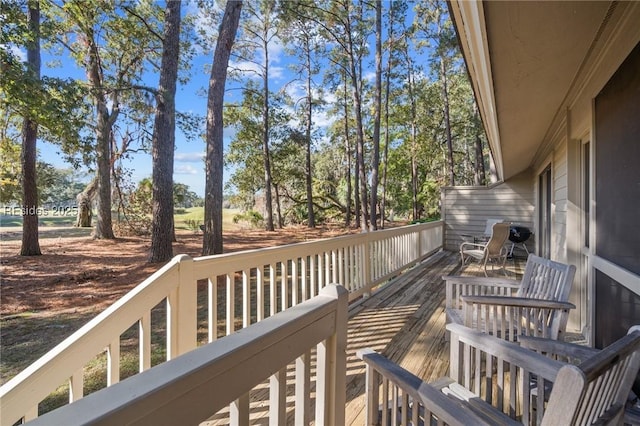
[552, 142, 569, 262]
[442, 170, 535, 254]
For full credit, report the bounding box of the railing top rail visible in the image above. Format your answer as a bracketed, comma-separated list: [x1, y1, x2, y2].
[193, 221, 442, 262]
[23, 285, 348, 426]
[191, 221, 442, 276]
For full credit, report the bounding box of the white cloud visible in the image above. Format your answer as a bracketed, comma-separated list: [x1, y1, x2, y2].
[363, 70, 376, 83]
[175, 164, 201, 175]
[175, 152, 205, 163]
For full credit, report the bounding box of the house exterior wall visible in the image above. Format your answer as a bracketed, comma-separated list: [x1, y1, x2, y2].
[529, 38, 640, 341]
[441, 171, 534, 253]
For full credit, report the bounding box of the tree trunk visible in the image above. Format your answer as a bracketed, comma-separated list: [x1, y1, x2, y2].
[343, 75, 352, 228]
[149, 0, 181, 263]
[403, 34, 419, 222]
[81, 16, 115, 239]
[203, 0, 242, 255]
[369, 0, 382, 231]
[75, 177, 98, 227]
[440, 56, 455, 186]
[347, 37, 368, 231]
[262, 25, 275, 232]
[304, 41, 315, 228]
[274, 183, 283, 228]
[473, 108, 486, 186]
[381, 3, 395, 230]
[20, 0, 41, 256]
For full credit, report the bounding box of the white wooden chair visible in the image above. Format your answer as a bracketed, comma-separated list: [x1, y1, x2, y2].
[519, 326, 640, 425]
[444, 254, 576, 342]
[358, 323, 640, 425]
[460, 222, 511, 276]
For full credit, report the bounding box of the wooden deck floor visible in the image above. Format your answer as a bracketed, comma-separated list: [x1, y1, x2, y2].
[343, 250, 524, 424]
[203, 250, 525, 425]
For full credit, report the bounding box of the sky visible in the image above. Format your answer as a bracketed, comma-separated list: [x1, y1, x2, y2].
[27, 2, 419, 198]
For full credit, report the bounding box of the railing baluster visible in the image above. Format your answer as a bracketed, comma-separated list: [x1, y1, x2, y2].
[331, 250, 338, 284]
[139, 312, 151, 371]
[242, 269, 250, 328]
[226, 274, 235, 335]
[310, 255, 316, 297]
[295, 351, 311, 425]
[230, 392, 249, 426]
[281, 260, 288, 311]
[270, 263, 277, 316]
[107, 338, 120, 386]
[167, 289, 178, 360]
[256, 266, 264, 321]
[301, 256, 308, 302]
[270, 368, 287, 425]
[69, 368, 83, 403]
[338, 248, 344, 287]
[381, 377, 390, 425]
[325, 252, 331, 286]
[208, 277, 217, 342]
[291, 259, 299, 306]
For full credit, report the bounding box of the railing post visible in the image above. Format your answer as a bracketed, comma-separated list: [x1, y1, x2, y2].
[357, 348, 380, 426]
[315, 284, 348, 425]
[168, 255, 197, 359]
[178, 255, 197, 355]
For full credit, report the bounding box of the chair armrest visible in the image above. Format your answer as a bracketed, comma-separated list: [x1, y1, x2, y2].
[442, 275, 520, 289]
[357, 348, 510, 426]
[446, 323, 565, 381]
[459, 242, 487, 251]
[460, 295, 576, 310]
[444, 276, 520, 310]
[518, 335, 599, 361]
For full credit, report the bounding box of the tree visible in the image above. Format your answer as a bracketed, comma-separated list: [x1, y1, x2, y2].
[281, 5, 327, 228]
[369, 0, 382, 230]
[149, 0, 181, 263]
[203, 0, 243, 256]
[414, 0, 459, 186]
[20, 0, 41, 256]
[51, 0, 164, 239]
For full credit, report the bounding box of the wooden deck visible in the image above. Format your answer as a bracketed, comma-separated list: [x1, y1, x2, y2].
[343, 250, 524, 424]
[202, 250, 525, 425]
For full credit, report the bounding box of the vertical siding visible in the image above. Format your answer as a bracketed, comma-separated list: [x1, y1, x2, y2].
[552, 142, 569, 262]
[442, 170, 535, 254]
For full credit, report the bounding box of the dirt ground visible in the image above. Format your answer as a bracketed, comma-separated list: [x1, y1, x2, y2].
[0, 225, 359, 383]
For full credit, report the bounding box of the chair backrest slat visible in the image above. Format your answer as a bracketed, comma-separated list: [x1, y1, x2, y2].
[485, 223, 511, 256]
[517, 255, 575, 301]
[542, 330, 640, 425]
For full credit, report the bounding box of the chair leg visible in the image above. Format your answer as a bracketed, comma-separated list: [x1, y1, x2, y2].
[501, 255, 508, 277]
[483, 257, 489, 277]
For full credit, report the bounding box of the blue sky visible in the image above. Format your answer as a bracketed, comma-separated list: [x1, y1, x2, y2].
[28, 2, 418, 197]
[34, 12, 334, 197]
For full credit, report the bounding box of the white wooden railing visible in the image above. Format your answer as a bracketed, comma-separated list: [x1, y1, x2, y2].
[23, 285, 348, 426]
[0, 221, 443, 425]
